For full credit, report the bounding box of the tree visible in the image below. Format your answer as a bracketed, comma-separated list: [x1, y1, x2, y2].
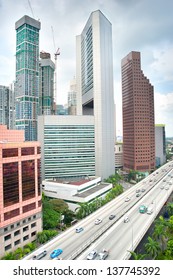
[129, 251, 146, 260]
[167, 203, 173, 217]
[51, 198, 68, 212]
[145, 237, 160, 259]
[153, 222, 167, 252]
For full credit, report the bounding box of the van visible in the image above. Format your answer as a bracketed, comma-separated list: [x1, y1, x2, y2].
[147, 207, 153, 215]
[32, 250, 47, 260]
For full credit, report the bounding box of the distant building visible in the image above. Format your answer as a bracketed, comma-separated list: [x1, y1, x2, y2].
[76, 10, 115, 179]
[155, 124, 166, 166]
[15, 15, 41, 141]
[115, 143, 123, 170]
[0, 125, 42, 258]
[39, 51, 55, 115]
[38, 115, 95, 180]
[0, 84, 15, 130]
[68, 77, 77, 115]
[121, 51, 155, 172]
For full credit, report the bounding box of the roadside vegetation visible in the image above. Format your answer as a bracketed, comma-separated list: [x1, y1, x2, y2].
[130, 202, 173, 260]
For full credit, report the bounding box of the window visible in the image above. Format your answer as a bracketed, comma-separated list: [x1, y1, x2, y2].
[14, 230, 20, 236]
[5, 244, 11, 251]
[14, 240, 20, 246]
[4, 234, 11, 241]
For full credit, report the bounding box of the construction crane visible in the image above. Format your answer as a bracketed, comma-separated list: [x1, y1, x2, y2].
[51, 26, 60, 108]
[28, 0, 35, 18]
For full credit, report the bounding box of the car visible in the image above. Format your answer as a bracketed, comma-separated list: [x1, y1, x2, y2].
[165, 186, 169, 190]
[124, 216, 129, 223]
[163, 179, 166, 182]
[98, 249, 109, 260]
[136, 189, 140, 193]
[109, 214, 115, 220]
[87, 250, 97, 260]
[125, 197, 130, 202]
[50, 249, 63, 259]
[136, 193, 141, 197]
[32, 250, 47, 260]
[160, 186, 164, 189]
[169, 182, 172, 185]
[141, 188, 145, 192]
[75, 227, 84, 233]
[95, 218, 102, 225]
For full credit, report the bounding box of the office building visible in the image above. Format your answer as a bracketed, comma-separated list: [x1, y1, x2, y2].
[15, 15, 41, 141]
[38, 115, 95, 180]
[76, 10, 115, 179]
[39, 51, 55, 115]
[68, 77, 77, 115]
[121, 51, 155, 172]
[155, 124, 166, 167]
[0, 85, 15, 130]
[115, 143, 123, 170]
[0, 125, 42, 258]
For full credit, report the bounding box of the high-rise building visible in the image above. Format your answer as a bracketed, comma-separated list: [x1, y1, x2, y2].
[76, 10, 115, 179]
[0, 125, 42, 258]
[155, 124, 166, 167]
[15, 15, 41, 141]
[68, 77, 77, 115]
[121, 51, 155, 172]
[38, 115, 95, 180]
[39, 51, 55, 115]
[0, 85, 15, 129]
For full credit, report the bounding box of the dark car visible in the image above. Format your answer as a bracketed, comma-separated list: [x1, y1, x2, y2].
[109, 214, 116, 220]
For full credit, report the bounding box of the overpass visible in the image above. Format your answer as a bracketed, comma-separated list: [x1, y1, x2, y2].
[23, 161, 173, 260]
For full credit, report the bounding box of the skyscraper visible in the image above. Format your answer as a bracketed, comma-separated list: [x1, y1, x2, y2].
[39, 51, 55, 115]
[121, 51, 155, 172]
[155, 124, 166, 167]
[15, 15, 41, 141]
[76, 10, 115, 179]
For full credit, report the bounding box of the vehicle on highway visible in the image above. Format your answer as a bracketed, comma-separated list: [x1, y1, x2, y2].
[125, 197, 130, 202]
[165, 186, 169, 190]
[87, 250, 97, 260]
[136, 189, 140, 193]
[32, 250, 47, 260]
[124, 216, 129, 223]
[141, 188, 145, 192]
[139, 205, 147, 213]
[97, 249, 109, 260]
[95, 218, 102, 225]
[76, 227, 84, 233]
[147, 206, 153, 215]
[136, 193, 141, 197]
[160, 185, 164, 189]
[50, 249, 63, 259]
[169, 182, 172, 185]
[109, 214, 116, 220]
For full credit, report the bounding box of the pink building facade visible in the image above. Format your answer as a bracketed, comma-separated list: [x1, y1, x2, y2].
[0, 125, 42, 257]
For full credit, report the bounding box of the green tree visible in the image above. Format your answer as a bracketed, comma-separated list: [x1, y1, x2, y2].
[153, 219, 168, 252]
[51, 198, 68, 212]
[167, 203, 173, 217]
[129, 251, 147, 260]
[145, 237, 160, 259]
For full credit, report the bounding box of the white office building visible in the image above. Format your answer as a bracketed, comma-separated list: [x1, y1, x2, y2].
[155, 124, 166, 166]
[76, 10, 115, 179]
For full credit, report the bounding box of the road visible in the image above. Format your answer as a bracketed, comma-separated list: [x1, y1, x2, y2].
[23, 161, 173, 260]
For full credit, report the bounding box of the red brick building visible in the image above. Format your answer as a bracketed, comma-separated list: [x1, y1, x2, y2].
[121, 51, 155, 172]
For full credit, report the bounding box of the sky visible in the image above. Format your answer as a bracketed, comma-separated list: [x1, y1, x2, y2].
[0, 0, 173, 137]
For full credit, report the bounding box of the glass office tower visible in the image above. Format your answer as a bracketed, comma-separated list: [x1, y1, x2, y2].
[15, 16, 41, 141]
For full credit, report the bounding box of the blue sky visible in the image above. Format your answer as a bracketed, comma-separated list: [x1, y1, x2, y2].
[0, 0, 173, 136]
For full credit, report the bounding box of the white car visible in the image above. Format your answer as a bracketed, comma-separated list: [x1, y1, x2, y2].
[98, 249, 109, 260]
[87, 250, 97, 260]
[124, 216, 129, 223]
[95, 218, 102, 225]
[125, 197, 130, 202]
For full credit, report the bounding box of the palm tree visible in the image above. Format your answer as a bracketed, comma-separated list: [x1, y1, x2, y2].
[153, 223, 167, 252]
[129, 251, 147, 260]
[167, 203, 173, 217]
[145, 236, 160, 259]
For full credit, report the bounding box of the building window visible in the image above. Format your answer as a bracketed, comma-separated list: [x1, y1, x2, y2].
[23, 202, 36, 213]
[4, 227, 8, 232]
[4, 234, 11, 241]
[2, 148, 18, 158]
[22, 160, 35, 200]
[3, 162, 19, 207]
[21, 147, 34, 156]
[14, 240, 20, 246]
[5, 244, 11, 251]
[31, 222, 36, 228]
[23, 235, 29, 241]
[4, 209, 20, 221]
[23, 226, 29, 232]
[14, 230, 20, 236]
[31, 231, 36, 237]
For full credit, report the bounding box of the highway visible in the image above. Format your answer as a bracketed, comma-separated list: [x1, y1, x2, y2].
[23, 161, 173, 260]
